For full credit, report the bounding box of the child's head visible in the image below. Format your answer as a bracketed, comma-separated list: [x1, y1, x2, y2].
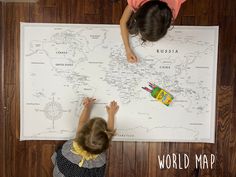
[127, 0, 173, 42]
[76, 117, 114, 154]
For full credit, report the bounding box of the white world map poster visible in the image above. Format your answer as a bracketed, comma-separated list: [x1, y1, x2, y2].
[20, 23, 218, 142]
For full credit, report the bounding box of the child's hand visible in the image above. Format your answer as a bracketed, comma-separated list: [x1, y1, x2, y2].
[83, 97, 96, 108]
[126, 49, 138, 63]
[106, 101, 119, 116]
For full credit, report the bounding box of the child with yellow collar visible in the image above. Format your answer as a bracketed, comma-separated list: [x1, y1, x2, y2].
[51, 97, 119, 177]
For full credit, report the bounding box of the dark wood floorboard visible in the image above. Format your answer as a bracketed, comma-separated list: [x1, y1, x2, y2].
[135, 142, 149, 177]
[122, 142, 136, 177]
[148, 143, 159, 177]
[107, 142, 123, 177]
[1, 0, 236, 177]
[229, 113, 236, 176]
[0, 2, 6, 177]
[216, 87, 233, 176]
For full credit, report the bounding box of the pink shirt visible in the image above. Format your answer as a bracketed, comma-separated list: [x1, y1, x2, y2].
[127, 0, 186, 19]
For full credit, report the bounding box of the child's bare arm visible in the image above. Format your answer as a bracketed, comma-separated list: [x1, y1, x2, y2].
[120, 5, 138, 63]
[76, 97, 95, 133]
[106, 101, 119, 131]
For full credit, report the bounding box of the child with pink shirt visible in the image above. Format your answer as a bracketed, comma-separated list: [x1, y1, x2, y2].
[120, 0, 186, 63]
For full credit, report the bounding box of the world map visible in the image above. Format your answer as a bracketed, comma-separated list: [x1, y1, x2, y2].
[20, 23, 218, 142]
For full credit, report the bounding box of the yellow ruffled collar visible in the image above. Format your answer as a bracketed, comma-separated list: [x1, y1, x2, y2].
[70, 141, 98, 167]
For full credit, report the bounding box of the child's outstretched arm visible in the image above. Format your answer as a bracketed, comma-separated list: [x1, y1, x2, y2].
[120, 5, 138, 63]
[76, 97, 95, 133]
[106, 101, 119, 131]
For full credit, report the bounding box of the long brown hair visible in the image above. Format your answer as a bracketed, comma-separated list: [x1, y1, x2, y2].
[76, 117, 114, 154]
[127, 0, 173, 42]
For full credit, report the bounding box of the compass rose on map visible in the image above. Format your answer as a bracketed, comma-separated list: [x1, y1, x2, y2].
[35, 93, 71, 129]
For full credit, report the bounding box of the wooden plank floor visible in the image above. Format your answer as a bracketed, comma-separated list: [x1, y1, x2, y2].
[0, 0, 236, 176]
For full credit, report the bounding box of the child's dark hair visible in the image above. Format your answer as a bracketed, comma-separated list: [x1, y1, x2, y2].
[127, 0, 173, 42]
[76, 117, 114, 154]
